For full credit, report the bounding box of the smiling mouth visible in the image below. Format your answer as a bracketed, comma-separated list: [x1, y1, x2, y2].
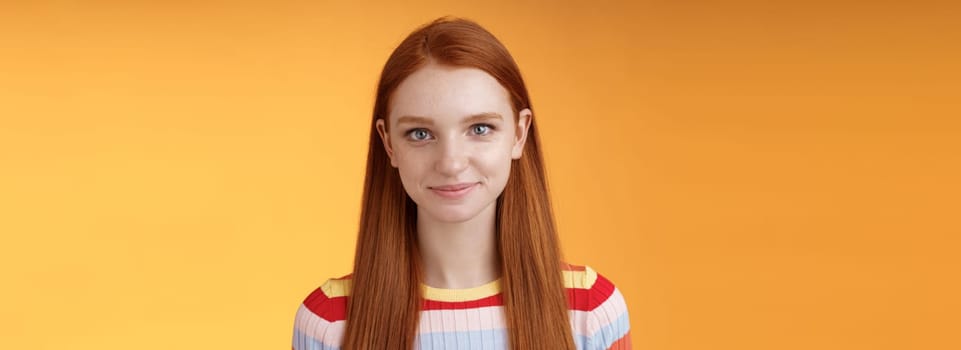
[429, 182, 478, 199]
[429, 182, 477, 191]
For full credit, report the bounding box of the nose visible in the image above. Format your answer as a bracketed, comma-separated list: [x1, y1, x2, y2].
[433, 137, 469, 176]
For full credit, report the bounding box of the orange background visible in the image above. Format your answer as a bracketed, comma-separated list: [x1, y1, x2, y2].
[1, 1, 958, 349]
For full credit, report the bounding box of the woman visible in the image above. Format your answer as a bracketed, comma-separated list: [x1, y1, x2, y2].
[292, 16, 632, 350]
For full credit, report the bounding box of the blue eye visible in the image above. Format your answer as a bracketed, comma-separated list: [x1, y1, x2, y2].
[472, 124, 493, 135]
[407, 128, 431, 141]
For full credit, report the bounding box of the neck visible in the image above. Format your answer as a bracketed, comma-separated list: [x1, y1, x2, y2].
[416, 201, 501, 289]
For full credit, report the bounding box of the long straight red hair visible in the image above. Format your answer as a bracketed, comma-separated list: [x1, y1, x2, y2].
[343, 17, 576, 350]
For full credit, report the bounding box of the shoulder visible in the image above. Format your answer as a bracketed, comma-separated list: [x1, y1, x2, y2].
[291, 274, 352, 350]
[564, 263, 632, 350]
[562, 263, 625, 310]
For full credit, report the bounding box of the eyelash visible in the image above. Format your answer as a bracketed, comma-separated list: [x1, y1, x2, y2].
[404, 124, 496, 141]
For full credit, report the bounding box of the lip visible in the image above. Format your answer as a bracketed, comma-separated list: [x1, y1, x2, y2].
[429, 182, 478, 199]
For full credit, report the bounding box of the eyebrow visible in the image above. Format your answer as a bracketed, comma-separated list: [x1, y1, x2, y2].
[396, 112, 503, 126]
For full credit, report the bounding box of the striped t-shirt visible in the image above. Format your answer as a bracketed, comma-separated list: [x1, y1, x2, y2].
[292, 264, 632, 349]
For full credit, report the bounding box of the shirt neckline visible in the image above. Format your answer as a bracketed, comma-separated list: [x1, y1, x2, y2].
[420, 277, 502, 302]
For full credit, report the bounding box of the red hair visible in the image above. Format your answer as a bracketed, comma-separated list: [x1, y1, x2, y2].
[343, 16, 576, 350]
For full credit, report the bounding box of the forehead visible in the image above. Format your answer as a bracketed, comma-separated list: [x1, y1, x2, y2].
[388, 64, 513, 124]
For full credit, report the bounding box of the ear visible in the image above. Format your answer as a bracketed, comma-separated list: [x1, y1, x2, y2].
[511, 108, 533, 159]
[375, 118, 398, 168]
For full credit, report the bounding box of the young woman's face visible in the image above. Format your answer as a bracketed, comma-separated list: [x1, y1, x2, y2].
[376, 63, 532, 223]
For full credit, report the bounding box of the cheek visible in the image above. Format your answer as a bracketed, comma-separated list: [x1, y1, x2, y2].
[397, 150, 427, 168]
[393, 145, 421, 166]
[474, 143, 514, 175]
[392, 149, 424, 185]
[395, 164, 426, 200]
